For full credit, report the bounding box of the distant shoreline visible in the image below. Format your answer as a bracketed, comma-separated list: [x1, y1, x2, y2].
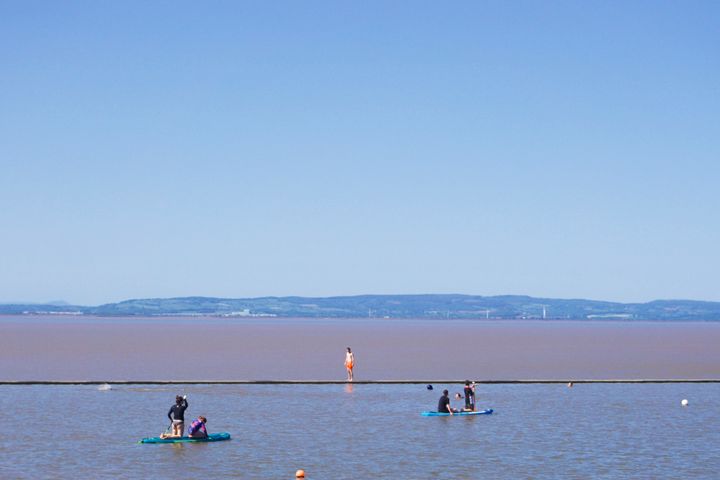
[3, 294, 720, 320]
[2, 313, 720, 323]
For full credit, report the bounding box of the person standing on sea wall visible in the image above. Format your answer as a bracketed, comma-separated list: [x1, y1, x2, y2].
[345, 347, 355, 382]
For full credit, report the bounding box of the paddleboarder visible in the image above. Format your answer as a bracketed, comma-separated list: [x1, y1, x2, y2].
[188, 416, 208, 438]
[437, 389, 457, 415]
[463, 381, 476, 411]
[165, 395, 188, 438]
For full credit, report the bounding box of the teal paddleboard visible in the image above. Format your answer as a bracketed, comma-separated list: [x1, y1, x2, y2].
[421, 409, 493, 417]
[139, 432, 231, 444]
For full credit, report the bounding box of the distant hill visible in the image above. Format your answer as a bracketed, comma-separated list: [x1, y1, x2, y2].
[2, 294, 720, 320]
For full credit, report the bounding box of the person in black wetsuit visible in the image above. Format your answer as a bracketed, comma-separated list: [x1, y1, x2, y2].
[165, 395, 188, 437]
[437, 389, 456, 415]
[463, 380, 476, 411]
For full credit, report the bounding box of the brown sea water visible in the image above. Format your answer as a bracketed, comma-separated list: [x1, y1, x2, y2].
[1, 316, 719, 381]
[2, 317, 720, 478]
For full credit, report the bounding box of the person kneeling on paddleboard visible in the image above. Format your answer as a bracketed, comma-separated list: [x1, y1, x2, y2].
[437, 390, 457, 415]
[188, 416, 208, 438]
[164, 395, 188, 438]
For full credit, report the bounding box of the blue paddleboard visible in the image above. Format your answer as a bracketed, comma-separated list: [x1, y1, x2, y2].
[421, 409, 493, 417]
[139, 432, 231, 444]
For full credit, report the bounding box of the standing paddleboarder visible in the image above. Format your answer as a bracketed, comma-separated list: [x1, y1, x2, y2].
[463, 381, 476, 411]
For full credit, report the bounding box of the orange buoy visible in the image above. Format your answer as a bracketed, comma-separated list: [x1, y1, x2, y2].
[296, 469, 305, 478]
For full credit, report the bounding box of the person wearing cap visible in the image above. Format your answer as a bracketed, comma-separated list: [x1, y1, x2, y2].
[437, 389, 457, 415]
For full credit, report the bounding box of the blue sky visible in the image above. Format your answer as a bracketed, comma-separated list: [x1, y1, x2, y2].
[1, 1, 718, 305]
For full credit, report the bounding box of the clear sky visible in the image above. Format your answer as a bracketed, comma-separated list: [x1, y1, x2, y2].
[1, 1, 718, 305]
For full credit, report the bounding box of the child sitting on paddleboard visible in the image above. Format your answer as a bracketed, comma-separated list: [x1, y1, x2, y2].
[188, 416, 208, 438]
